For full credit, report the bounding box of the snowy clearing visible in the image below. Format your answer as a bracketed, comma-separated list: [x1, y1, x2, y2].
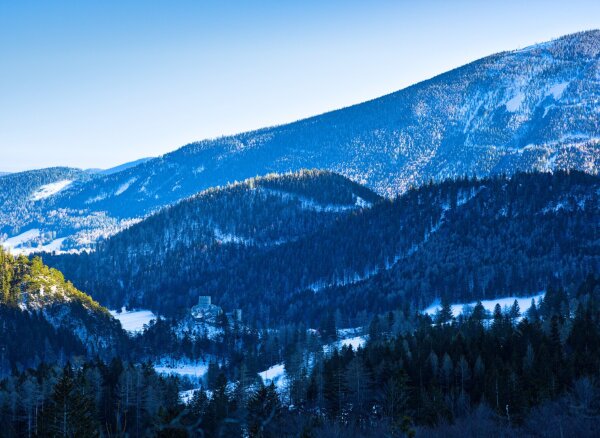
[30, 180, 73, 201]
[115, 178, 137, 196]
[23, 237, 67, 255]
[259, 363, 287, 389]
[505, 92, 525, 112]
[2, 229, 40, 252]
[110, 308, 157, 333]
[179, 389, 200, 404]
[549, 82, 569, 100]
[324, 336, 367, 354]
[2, 230, 68, 256]
[154, 359, 208, 381]
[424, 292, 546, 318]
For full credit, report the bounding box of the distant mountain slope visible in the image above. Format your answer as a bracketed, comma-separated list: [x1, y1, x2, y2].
[314, 171, 600, 323]
[43, 170, 381, 309]
[0, 167, 139, 253]
[0, 167, 86, 215]
[3, 30, 600, 249]
[0, 167, 91, 251]
[98, 157, 153, 175]
[44, 171, 599, 325]
[0, 248, 128, 369]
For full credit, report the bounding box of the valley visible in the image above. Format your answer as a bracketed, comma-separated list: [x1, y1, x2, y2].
[0, 28, 599, 437]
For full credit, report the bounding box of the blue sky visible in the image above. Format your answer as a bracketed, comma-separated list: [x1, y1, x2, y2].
[1, 0, 599, 172]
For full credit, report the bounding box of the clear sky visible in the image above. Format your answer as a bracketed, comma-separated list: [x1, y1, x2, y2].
[1, 0, 599, 172]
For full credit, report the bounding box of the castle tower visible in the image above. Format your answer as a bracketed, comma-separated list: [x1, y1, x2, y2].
[198, 295, 211, 308]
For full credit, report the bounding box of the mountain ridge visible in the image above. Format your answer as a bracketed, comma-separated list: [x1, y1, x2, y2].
[1, 30, 599, 250]
[42, 170, 600, 324]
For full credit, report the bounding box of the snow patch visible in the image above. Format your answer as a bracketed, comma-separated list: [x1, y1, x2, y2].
[323, 336, 367, 354]
[548, 82, 569, 100]
[179, 389, 200, 404]
[505, 92, 525, 112]
[85, 193, 108, 204]
[259, 363, 287, 390]
[354, 196, 371, 208]
[110, 308, 156, 333]
[424, 292, 546, 318]
[2, 229, 40, 252]
[30, 180, 73, 201]
[115, 178, 137, 196]
[155, 358, 209, 381]
[213, 227, 254, 245]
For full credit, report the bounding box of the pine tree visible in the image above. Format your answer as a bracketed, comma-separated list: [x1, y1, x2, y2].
[368, 315, 381, 344]
[320, 312, 337, 343]
[527, 299, 540, 322]
[246, 382, 281, 438]
[509, 300, 521, 325]
[206, 361, 221, 390]
[471, 300, 487, 323]
[45, 365, 99, 437]
[492, 303, 503, 331]
[436, 296, 453, 325]
[383, 371, 414, 437]
[0, 248, 12, 305]
[345, 356, 371, 419]
[322, 350, 347, 419]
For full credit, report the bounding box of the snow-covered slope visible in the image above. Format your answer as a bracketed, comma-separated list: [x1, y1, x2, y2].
[30, 179, 73, 201]
[42, 171, 599, 322]
[2, 30, 599, 249]
[41, 170, 381, 311]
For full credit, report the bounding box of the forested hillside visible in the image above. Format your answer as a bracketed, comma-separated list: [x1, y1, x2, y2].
[0, 166, 133, 253]
[40, 170, 378, 310]
[1, 276, 599, 437]
[0, 167, 89, 241]
[43, 171, 599, 326]
[2, 30, 598, 251]
[0, 248, 128, 371]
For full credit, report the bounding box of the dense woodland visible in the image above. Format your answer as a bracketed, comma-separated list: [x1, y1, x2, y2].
[44, 171, 599, 326]
[0, 248, 129, 371]
[2, 28, 600, 437]
[1, 275, 600, 437]
[3, 171, 599, 436]
[3, 32, 599, 255]
[0, 167, 87, 236]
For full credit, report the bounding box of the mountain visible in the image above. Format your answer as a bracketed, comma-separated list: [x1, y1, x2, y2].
[0, 167, 87, 213]
[97, 157, 154, 175]
[42, 170, 381, 311]
[0, 167, 92, 252]
[43, 170, 599, 325]
[0, 247, 129, 370]
[2, 30, 599, 250]
[0, 167, 140, 253]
